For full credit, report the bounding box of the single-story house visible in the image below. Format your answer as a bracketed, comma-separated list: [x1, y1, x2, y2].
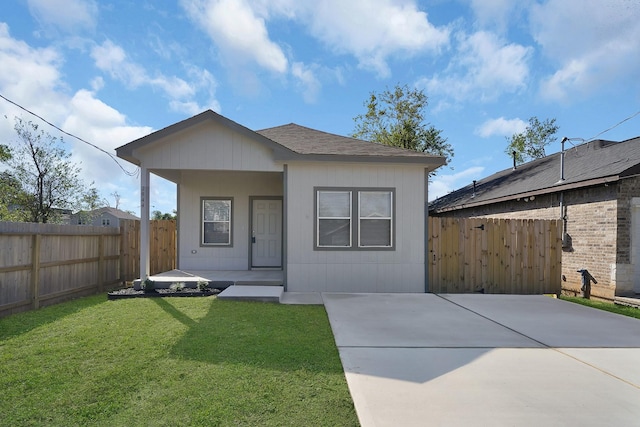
[70, 207, 140, 227]
[429, 136, 640, 300]
[116, 110, 445, 293]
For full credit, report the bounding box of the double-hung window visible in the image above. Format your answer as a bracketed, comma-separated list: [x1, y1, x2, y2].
[317, 191, 352, 247]
[358, 191, 393, 247]
[202, 198, 232, 246]
[316, 188, 394, 250]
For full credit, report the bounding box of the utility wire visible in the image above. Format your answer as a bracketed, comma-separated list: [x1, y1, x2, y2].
[0, 92, 139, 177]
[585, 109, 640, 142]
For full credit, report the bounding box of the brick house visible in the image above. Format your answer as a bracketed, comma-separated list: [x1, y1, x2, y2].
[429, 136, 640, 300]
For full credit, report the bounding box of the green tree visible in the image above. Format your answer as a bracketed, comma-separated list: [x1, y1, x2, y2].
[352, 84, 453, 167]
[506, 117, 559, 165]
[152, 210, 177, 220]
[1, 117, 97, 223]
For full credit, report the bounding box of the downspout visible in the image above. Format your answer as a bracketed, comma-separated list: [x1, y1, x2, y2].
[560, 191, 569, 248]
[558, 137, 569, 248]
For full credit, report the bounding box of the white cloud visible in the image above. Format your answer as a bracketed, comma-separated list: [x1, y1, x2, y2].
[291, 62, 321, 104]
[62, 89, 152, 186]
[0, 24, 167, 214]
[299, 0, 450, 77]
[180, 0, 449, 99]
[419, 30, 531, 105]
[0, 23, 67, 136]
[468, 0, 520, 32]
[476, 117, 527, 138]
[430, 166, 485, 201]
[91, 40, 219, 115]
[531, 0, 640, 101]
[27, 0, 98, 32]
[180, 0, 288, 73]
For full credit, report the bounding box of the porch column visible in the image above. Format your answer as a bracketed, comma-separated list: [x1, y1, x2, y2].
[140, 167, 150, 280]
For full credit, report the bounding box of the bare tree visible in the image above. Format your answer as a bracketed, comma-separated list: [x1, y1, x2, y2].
[2, 118, 97, 223]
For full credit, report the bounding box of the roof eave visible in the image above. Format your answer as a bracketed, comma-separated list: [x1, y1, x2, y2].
[274, 152, 446, 167]
[431, 175, 621, 214]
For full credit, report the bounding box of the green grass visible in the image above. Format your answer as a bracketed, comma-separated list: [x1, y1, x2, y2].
[0, 295, 358, 426]
[560, 296, 640, 320]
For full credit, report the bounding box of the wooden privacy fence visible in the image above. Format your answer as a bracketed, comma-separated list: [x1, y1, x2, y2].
[119, 219, 177, 282]
[0, 220, 176, 317]
[428, 217, 562, 294]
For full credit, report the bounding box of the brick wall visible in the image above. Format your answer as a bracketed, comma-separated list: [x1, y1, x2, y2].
[431, 179, 639, 299]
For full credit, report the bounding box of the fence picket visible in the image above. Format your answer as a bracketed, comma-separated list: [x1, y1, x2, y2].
[428, 217, 561, 294]
[1, 220, 176, 317]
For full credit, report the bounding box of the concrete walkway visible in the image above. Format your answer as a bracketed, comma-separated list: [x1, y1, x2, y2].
[322, 293, 640, 427]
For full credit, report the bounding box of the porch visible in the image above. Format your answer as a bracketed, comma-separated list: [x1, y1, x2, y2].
[135, 269, 286, 303]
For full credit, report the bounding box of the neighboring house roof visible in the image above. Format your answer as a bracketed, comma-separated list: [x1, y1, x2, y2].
[430, 136, 640, 213]
[77, 207, 140, 220]
[117, 110, 445, 167]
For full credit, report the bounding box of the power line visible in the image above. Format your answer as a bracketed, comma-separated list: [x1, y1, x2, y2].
[586, 109, 640, 142]
[0, 92, 139, 177]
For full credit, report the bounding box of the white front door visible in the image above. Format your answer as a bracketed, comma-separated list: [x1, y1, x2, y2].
[251, 199, 282, 268]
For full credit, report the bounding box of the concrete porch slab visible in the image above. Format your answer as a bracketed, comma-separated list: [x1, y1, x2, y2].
[217, 285, 283, 302]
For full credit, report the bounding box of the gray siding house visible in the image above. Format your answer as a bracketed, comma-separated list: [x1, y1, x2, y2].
[70, 207, 140, 227]
[430, 137, 640, 300]
[117, 110, 444, 293]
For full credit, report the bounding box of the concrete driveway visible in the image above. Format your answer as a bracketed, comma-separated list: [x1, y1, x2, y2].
[322, 293, 640, 427]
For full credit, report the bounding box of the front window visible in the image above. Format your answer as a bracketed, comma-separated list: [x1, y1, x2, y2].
[202, 198, 232, 245]
[315, 188, 394, 250]
[359, 191, 393, 247]
[317, 191, 352, 247]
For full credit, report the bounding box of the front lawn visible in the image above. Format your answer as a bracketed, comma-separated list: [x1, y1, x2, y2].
[0, 295, 358, 426]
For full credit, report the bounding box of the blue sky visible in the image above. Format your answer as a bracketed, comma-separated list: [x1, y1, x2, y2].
[1, 0, 639, 216]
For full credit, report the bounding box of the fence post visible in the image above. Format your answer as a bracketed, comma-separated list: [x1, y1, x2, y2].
[31, 234, 41, 309]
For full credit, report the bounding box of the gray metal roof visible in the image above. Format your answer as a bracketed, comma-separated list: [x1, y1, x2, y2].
[429, 136, 640, 213]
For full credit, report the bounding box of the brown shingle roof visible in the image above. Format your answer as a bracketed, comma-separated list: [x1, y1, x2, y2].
[257, 123, 442, 159]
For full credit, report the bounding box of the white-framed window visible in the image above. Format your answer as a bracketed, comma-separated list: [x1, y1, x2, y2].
[358, 191, 393, 247]
[202, 198, 232, 246]
[317, 191, 352, 247]
[315, 188, 394, 250]
[102, 218, 110, 226]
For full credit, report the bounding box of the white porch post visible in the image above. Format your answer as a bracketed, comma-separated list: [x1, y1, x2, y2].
[140, 167, 150, 280]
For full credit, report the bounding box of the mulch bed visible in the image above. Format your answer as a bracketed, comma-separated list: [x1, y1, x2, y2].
[108, 287, 223, 300]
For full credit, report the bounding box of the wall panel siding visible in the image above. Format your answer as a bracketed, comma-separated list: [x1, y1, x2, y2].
[285, 162, 427, 293]
[178, 171, 283, 271]
[135, 121, 282, 172]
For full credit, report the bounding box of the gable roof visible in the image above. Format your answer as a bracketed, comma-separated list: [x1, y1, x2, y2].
[116, 110, 292, 166]
[75, 207, 140, 220]
[256, 123, 442, 161]
[430, 136, 640, 214]
[116, 110, 445, 167]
